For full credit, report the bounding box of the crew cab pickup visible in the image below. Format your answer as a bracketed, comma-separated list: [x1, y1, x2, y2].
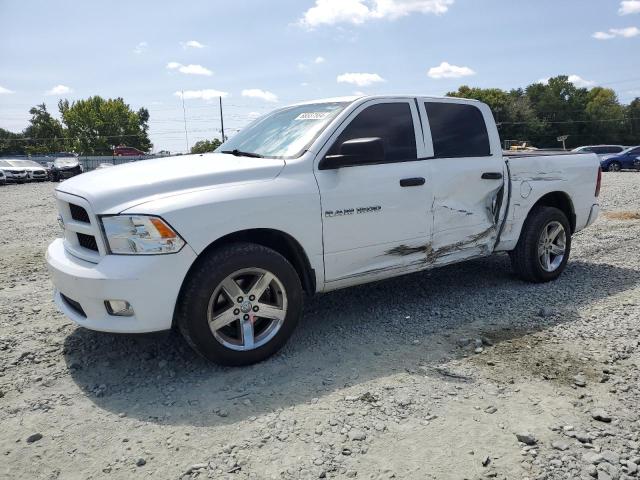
[46, 95, 601, 365]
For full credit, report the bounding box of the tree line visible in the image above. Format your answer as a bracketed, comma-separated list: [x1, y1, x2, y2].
[0, 96, 152, 155]
[447, 75, 640, 148]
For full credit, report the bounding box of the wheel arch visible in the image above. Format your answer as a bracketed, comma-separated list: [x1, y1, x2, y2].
[528, 191, 576, 233]
[172, 229, 316, 327]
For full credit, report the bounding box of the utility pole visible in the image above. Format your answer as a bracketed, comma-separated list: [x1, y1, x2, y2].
[181, 90, 189, 152]
[219, 96, 225, 142]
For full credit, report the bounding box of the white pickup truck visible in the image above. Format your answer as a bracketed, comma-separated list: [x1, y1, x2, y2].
[46, 95, 601, 365]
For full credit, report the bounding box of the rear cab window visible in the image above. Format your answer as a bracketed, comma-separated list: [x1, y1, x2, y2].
[424, 102, 491, 158]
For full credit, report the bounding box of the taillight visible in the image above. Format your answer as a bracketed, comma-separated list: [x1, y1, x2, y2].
[595, 167, 602, 197]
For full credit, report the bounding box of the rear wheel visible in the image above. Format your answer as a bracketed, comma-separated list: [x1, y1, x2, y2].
[509, 206, 571, 283]
[176, 242, 303, 366]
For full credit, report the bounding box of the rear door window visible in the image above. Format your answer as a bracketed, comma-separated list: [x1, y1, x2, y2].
[328, 102, 417, 164]
[425, 102, 491, 158]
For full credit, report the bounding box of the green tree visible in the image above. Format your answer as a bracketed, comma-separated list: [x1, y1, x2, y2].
[524, 76, 590, 147]
[624, 97, 640, 145]
[23, 103, 66, 154]
[190, 138, 222, 154]
[584, 87, 626, 144]
[0, 128, 26, 155]
[447, 86, 545, 147]
[58, 96, 152, 154]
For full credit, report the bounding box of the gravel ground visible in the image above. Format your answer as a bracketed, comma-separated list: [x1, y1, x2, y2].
[1, 174, 639, 480]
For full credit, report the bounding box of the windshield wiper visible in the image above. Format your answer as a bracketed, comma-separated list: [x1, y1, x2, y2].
[221, 149, 263, 158]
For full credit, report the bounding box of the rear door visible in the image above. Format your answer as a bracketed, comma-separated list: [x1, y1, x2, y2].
[418, 98, 506, 265]
[314, 99, 433, 286]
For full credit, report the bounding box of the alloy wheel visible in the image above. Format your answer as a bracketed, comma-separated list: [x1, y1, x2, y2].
[537, 221, 566, 272]
[207, 268, 287, 351]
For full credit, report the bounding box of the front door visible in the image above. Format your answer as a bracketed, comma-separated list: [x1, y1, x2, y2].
[314, 99, 433, 287]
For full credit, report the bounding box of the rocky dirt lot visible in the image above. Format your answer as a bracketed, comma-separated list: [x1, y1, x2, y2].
[1, 175, 639, 480]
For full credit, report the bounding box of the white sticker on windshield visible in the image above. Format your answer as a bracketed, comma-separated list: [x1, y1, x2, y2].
[295, 112, 330, 121]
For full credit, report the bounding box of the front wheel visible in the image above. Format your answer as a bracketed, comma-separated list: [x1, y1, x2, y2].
[608, 161, 621, 172]
[509, 206, 571, 283]
[176, 242, 303, 366]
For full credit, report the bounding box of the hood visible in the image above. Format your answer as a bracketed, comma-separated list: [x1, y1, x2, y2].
[56, 152, 286, 213]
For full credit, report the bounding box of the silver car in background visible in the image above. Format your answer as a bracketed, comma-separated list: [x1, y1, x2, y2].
[0, 160, 28, 184]
[5, 159, 48, 182]
[572, 145, 626, 158]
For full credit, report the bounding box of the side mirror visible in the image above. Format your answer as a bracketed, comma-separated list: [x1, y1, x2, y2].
[319, 137, 385, 170]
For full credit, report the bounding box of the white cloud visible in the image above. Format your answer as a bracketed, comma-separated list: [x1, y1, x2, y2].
[427, 62, 475, 79]
[593, 31, 616, 40]
[133, 41, 148, 54]
[619, 0, 640, 15]
[45, 84, 72, 95]
[299, 0, 453, 27]
[242, 89, 278, 102]
[336, 72, 385, 86]
[538, 75, 596, 88]
[182, 40, 206, 49]
[593, 26, 640, 39]
[174, 89, 229, 101]
[247, 111, 262, 120]
[314, 56, 326, 64]
[0, 85, 14, 94]
[567, 75, 596, 88]
[166, 62, 212, 76]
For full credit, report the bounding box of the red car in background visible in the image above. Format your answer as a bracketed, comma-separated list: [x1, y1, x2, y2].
[113, 145, 146, 156]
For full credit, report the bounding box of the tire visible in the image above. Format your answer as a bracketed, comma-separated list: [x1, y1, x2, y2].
[509, 206, 571, 283]
[176, 242, 303, 366]
[608, 161, 621, 172]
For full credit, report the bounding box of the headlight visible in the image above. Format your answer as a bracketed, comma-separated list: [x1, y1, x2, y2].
[101, 215, 185, 255]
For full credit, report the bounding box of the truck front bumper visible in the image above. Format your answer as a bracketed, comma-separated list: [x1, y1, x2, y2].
[46, 238, 198, 333]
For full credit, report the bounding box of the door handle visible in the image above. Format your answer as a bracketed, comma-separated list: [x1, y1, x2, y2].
[481, 172, 503, 180]
[400, 177, 426, 187]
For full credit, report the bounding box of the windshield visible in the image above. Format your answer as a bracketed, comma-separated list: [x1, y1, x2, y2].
[7, 160, 42, 168]
[216, 102, 349, 159]
[54, 157, 79, 167]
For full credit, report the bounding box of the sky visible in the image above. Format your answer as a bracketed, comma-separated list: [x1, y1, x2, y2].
[0, 0, 639, 153]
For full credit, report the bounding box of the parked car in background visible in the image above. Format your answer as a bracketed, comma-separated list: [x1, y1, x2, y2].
[113, 145, 146, 156]
[5, 159, 48, 182]
[0, 160, 28, 183]
[50, 157, 83, 182]
[599, 146, 640, 172]
[572, 145, 626, 158]
[0, 169, 6, 185]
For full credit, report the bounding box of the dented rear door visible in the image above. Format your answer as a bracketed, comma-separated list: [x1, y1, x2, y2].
[418, 98, 505, 265]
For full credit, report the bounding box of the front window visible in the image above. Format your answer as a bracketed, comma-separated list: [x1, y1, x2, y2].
[327, 102, 417, 164]
[216, 102, 349, 159]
